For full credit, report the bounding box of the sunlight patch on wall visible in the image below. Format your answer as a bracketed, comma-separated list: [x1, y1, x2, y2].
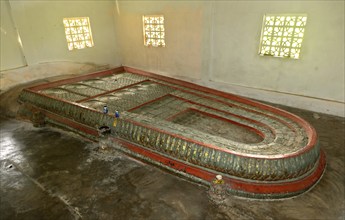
[63, 17, 94, 50]
[143, 15, 165, 47]
[259, 14, 307, 59]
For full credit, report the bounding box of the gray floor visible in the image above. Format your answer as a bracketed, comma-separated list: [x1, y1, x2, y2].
[0, 91, 344, 219]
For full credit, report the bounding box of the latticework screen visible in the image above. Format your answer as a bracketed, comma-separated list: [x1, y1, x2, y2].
[63, 17, 94, 50]
[259, 15, 307, 59]
[143, 15, 165, 47]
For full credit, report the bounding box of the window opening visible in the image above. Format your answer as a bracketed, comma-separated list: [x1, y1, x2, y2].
[63, 17, 94, 50]
[143, 15, 165, 47]
[259, 14, 307, 59]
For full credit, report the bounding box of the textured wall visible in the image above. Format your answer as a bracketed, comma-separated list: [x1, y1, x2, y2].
[211, 1, 344, 103]
[115, 1, 344, 116]
[1, 0, 344, 116]
[8, 0, 121, 67]
[114, 1, 211, 80]
[0, 0, 27, 71]
[1, 1, 121, 94]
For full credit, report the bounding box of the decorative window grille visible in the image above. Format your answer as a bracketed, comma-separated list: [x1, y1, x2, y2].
[259, 14, 307, 59]
[63, 17, 94, 50]
[143, 15, 165, 47]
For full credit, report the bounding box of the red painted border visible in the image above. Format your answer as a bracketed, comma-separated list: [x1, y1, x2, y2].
[76, 80, 150, 103]
[128, 94, 173, 112]
[114, 137, 326, 195]
[124, 117, 291, 159]
[22, 88, 312, 159]
[27, 102, 325, 197]
[28, 67, 124, 91]
[153, 81, 296, 132]
[56, 87, 92, 99]
[30, 105, 99, 136]
[123, 66, 317, 158]
[166, 107, 266, 140]
[23, 66, 318, 160]
[130, 93, 274, 136]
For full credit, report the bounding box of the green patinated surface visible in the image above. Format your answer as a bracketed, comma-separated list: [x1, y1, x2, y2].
[18, 71, 320, 185]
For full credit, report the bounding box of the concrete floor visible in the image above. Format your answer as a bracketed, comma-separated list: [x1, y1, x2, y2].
[0, 86, 344, 219]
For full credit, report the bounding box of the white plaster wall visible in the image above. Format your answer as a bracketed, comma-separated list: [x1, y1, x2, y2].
[0, 1, 122, 94]
[1, 1, 344, 116]
[211, 1, 344, 103]
[0, 0, 27, 71]
[8, 0, 121, 67]
[115, 1, 211, 80]
[116, 0, 344, 116]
